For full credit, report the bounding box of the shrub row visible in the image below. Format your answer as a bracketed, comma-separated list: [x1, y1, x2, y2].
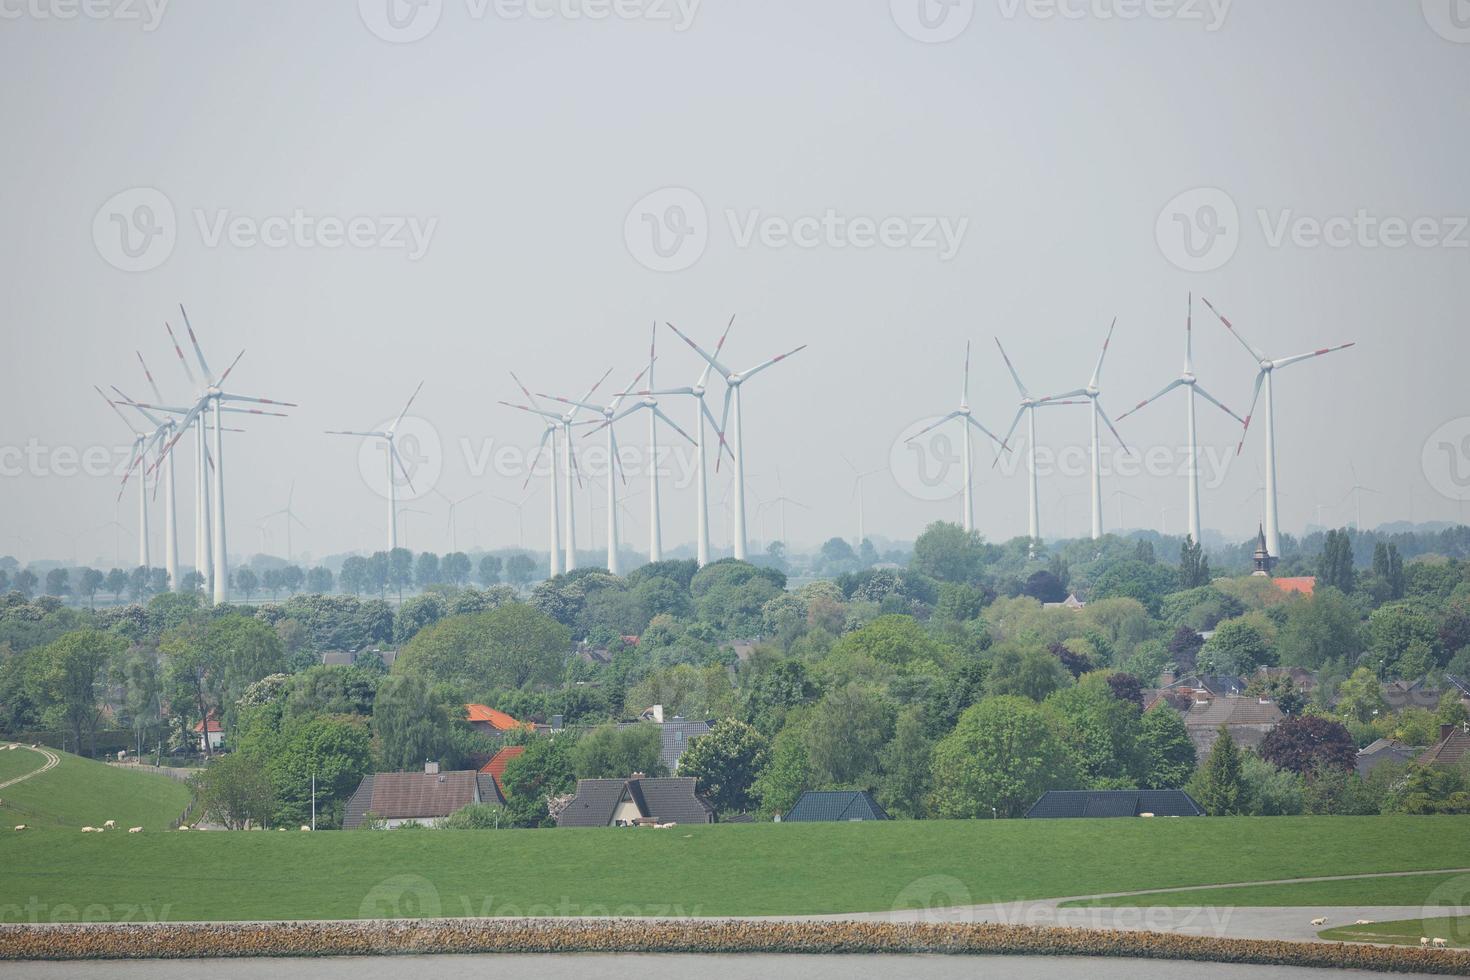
[0, 919, 1467, 973]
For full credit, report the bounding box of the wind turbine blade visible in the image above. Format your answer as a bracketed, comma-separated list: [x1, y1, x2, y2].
[1116, 379, 1183, 421]
[1185, 293, 1194, 375]
[906, 410, 964, 444]
[652, 405, 696, 445]
[391, 443, 416, 492]
[523, 427, 553, 490]
[573, 367, 615, 417]
[1193, 384, 1245, 425]
[95, 385, 139, 432]
[1038, 388, 1089, 404]
[1236, 370, 1267, 455]
[136, 352, 165, 403]
[713, 385, 736, 473]
[993, 405, 1027, 466]
[393, 380, 425, 431]
[220, 392, 297, 408]
[667, 322, 732, 379]
[1272, 342, 1356, 371]
[216, 349, 245, 386]
[110, 386, 166, 428]
[609, 426, 627, 485]
[1089, 317, 1117, 388]
[499, 400, 564, 422]
[964, 414, 1010, 452]
[164, 321, 198, 386]
[962, 340, 972, 405]
[324, 430, 388, 438]
[611, 363, 652, 412]
[700, 398, 735, 463]
[1096, 403, 1129, 452]
[1200, 297, 1267, 361]
[741, 344, 807, 382]
[994, 338, 1028, 398]
[568, 435, 583, 490]
[508, 371, 546, 411]
[180, 305, 213, 380]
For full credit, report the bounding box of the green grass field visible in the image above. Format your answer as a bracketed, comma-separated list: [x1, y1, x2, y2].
[1061, 872, 1470, 909]
[0, 747, 192, 832]
[1320, 916, 1470, 949]
[0, 815, 1467, 923]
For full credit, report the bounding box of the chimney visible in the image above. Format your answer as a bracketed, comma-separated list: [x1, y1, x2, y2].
[630, 771, 646, 781]
[651, 704, 664, 724]
[424, 760, 439, 775]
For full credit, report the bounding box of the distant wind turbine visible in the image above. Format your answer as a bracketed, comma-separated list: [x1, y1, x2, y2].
[326, 381, 426, 554]
[906, 341, 1009, 533]
[994, 338, 1083, 551]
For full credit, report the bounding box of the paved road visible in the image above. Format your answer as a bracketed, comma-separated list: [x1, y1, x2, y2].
[0, 954, 1451, 980]
[0, 745, 59, 792]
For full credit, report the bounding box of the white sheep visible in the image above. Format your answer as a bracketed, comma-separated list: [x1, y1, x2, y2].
[1310, 917, 1327, 926]
[127, 827, 143, 834]
[1355, 919, 1373, 925]
[1421, 937, 1431, 946]
[81, 826, 97, 833]
[102, 820, 116, 830]
[176, 825, 190, 831]
[1434, 938, 1448, 947]
[299, 825, 312, 831]
[12, 825, 25, 832]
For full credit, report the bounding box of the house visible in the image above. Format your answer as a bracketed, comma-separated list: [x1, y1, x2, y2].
[783, 790, 889, 822]
[1381, 678, 1448, 712]
[1177, 695, 1284, 756]
[1256, 666, 1319, 700]
[1418, 723, 1470, 768]
[1273, 577, 1317, 597]
[617, 710, 711, 772]
[1356, 738, 1419, 778]
[1158, 672, 1248, 698]
[556, 775, 714, 827]
[1026, 789, 1205, 818]
[1043, 593, 1087, 611]
[478, 745, 525, 796]
[343, 763, 505, 830]
[193, 715, 224, 751]
[464, 704, 530, 737]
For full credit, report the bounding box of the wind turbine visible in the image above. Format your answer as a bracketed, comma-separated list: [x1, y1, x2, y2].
[148, 305, 297, 604]
[1039, 319, 1129, 541]
[397, 506, 430, 551]
[667, 322, 805, 562]
[905, 342, 1010, 533]
[490, 492, 532, 550]
[841, 453, 885, 550]
[123, 352, 182, 588]
[994, 339, 1083, 551]
[544, 363, 651, 575]
[515, 369, 611, 575]
[767, 471, 808, 549]
[1200, 297, 1355, 559]
[1341, 463, 1381, 531]
[261, 482, 308, 564]
[1108, 488, 1143, 531]
[95, 386, 159, 571]
[499, 374, 565, 576]
[326, 382, 425, 554]
[435, 488, 483, 553]
[1116, 295, 1244, 546]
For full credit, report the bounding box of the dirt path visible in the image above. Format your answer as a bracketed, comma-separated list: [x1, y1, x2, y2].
[0, 745, 60, 792]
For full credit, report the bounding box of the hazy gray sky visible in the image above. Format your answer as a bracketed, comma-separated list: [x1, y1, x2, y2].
[2, 0, 1469, 566]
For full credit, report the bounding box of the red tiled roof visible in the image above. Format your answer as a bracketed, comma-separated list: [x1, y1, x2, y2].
[1274, 577, 1316, 596]
[193, 717, 223, 733]
[1419, 728, 1470, 767]
[464, 704, 526, 731]
[478, 745, 526, 793]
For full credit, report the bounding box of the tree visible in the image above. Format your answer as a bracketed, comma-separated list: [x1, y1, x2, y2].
[572, 723, 666, 779]
[910, 522, 991, 583]
[1365, 603, 1440, 678]
[499, 736, 576, 827]
[14, 568, 37, 599]
[262, 568, 284, 600]
[104, 568, 128, 603]
[1191, 727, 1247, 815]
[1134, 539, 1156, 564]
[395, 604, 569, 692]
[388, 548, 414, 599]
[478, 555, 503, 587]
[189, 753, 276, 829]
[1373, 542, 1406, 601]
[1257, 715, 1357, 777]
[984, 643, 1070, 701]
[1318, 529, 1356, 594]
[442, 552, 472, 587]
[1021, 570, 1068, 604]
[1336, 666, 1389, 724]
[802, 683, 894, 787]
[234, 567, 258, 601]
[1138, 706, 1197, 789]
[339, 556, 368, 596]
[79, 568, 105, 608]
[372, 673, 453, 771]
[1197, 618, 1275, 676]
[44, 568, 70, 598]
[1179, 536, 1210, 589]
[930, 696, 1075, 818]
[1044, 679, 1146, 788]
[281, 565, 305, 595]
[306, 566, 334, 594]
[1276, 587, 1362, 670]
[677, 718, 770, 814]
[752, 730, 811, 817]
[877, 706, 933, 818]
[505, 554, 536, 588]
[1167, 624, 1204, 672]
[42, 629, 126, 754]
[414, 551, 441, 590]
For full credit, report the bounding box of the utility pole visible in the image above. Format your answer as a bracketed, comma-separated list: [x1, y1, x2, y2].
[311, 767, 317, 831]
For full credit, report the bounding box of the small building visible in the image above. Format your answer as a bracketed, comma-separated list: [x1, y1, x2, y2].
[783, 790, 889, 822]
[193, 715, 224, 752]
[478, 744, 525, 796]
[1180, 695, 1284, 757]
[1043, 593, 1087, 611]
[1356, 738, 1418, 778]
[1381, 678, 1449, 713]
[617, 710, 711, 773]
[343, 764, 505, 830]
[556, 775, 714, 828]
[1026, 789, 1205, 819]
[1418, 723, 1470, 768]
[464, 704, 530, 737]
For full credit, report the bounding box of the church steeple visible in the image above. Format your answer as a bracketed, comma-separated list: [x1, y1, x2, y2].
[1252, 524, 1275, 576]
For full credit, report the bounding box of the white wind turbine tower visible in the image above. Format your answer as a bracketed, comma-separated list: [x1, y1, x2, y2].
[262, 482, 308, 564]
[326, 382, 425, 555]
[1115, 295, 1244, 546]
[148, 306, 297, 605]
[500, 374, 566, 576]
[490, 492, 533, 550]
[642, 319, 735, 566]
[1341, 462, 1380, 531]
[1039, 319, 1129, 541]
[543, 363, 650, 576]
[667, 323, 805, 562]
[841, 453, 885, 549]
[530, 369, 612, 574]
[95, 386, 160, 571]
[161, 320, 215, 594]
[994, 339, 1084, 551]
[906, 342, 1010, 533]
[767, 470, 808, 549]
[1200, 297, 1356, 559]
[124, 353, 181, 588]
[435, 488, 483, 553]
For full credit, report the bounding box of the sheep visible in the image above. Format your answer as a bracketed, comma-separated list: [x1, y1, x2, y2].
[127, 827, 143, 834]
[81, 827, 97, 833]
[1434, 938, 1448, 947]
[1310, 917, 1327, 926]
[300, 825, 312, 831]
[102, 820, 116, 830]
[12, 825, 25, 832]
[1421, 937, 1431, 946]
[1355, 919, 1373, 925]
[176, 825, 190, 831]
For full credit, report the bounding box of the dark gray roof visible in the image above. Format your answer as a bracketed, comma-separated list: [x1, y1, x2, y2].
[1025, 790, 1206, 819]
[340, 770, 497, 829]
[555, 776, 714, 828]
[784, 790, 889, 822]
[661, 718, 711, 772]
[343, 774, 376, 830]
[476, 773, 506, 807]
[1356, 738, 1418, 778]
